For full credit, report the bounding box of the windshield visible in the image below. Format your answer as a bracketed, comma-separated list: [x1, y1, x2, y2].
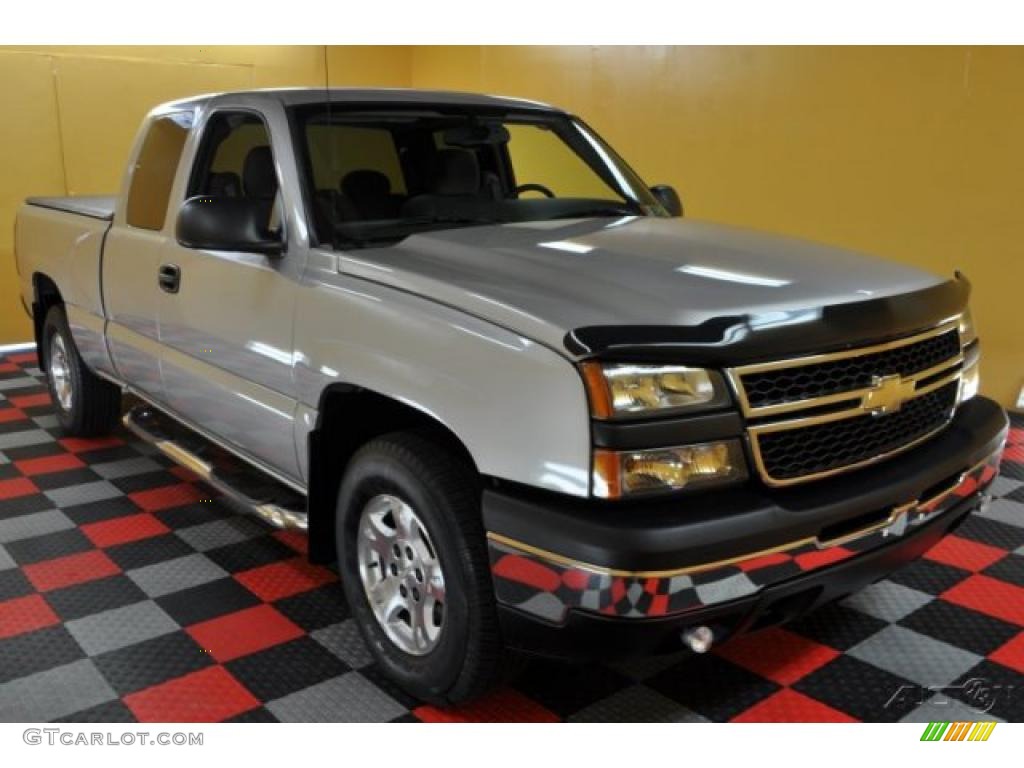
[291, 105, 667, 249]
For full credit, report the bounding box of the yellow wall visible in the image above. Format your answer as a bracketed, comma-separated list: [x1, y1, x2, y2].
[0, 45, 410, 344]
[410, 46, 1022, 410]
[1, 46, 1020, 409]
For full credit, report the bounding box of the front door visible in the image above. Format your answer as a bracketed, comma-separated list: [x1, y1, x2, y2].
[157, 108, 304, 483]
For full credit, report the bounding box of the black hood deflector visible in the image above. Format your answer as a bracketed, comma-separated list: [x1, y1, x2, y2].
[565, 276, 969, 364]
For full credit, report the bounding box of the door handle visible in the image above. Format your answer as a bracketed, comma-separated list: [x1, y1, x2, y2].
[158, 263, 181, 294]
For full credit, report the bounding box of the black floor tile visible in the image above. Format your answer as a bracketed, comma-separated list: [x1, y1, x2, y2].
[225, 636, 349, 702]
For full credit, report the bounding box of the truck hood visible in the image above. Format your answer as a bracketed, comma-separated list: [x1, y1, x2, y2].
[338, 216, 959, 362]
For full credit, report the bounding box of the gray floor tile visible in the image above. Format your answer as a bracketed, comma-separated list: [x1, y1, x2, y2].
[89, 456, 161, 480]
[0, 543, 14, 570]
[127, 553, 228, 598]
[31, 414, 60, 429]
[0, 509, 72, 544]
[989, 476, 1023, 499]
[901, 694, 1006, 723]
[0, 660, 117, 721]
[311, 620, 373, 669]
[841, 581, 933, 622]
[267, 671, 406, 722]
[848, 625, 982, 687]
[978, 498, 1024, 529]
[65, 600, 178, 656]
[0, 377, 41, 391]
[44, 480, 123, 509]
[0, 429, 54, 451]
[176, 517, 263, 552]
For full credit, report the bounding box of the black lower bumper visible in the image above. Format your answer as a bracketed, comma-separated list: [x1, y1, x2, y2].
[497, 489, 983, 660]
[484, 396, 1008, 660]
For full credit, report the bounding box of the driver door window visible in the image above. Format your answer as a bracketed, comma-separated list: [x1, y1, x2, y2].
[189, 112, 282, 232]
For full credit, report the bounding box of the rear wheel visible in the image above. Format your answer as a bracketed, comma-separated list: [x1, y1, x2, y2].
[336, 431, 504, 705]
[42, 305, 121, 436]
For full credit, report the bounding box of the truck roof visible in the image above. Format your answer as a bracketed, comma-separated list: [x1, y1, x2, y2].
[160, 87, 562, 114]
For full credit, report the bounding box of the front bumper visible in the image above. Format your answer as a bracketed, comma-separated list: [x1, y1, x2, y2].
[484, 396, 1008, 659]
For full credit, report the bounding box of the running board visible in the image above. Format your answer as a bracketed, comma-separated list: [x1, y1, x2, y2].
[122, 405, 308, 531]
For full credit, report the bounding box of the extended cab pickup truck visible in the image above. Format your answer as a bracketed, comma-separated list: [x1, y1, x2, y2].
[15, 88, 1008, 705]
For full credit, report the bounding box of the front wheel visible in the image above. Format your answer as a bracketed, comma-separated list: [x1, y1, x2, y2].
[42, 305, 121, 436]
[335, 431, 504, 705]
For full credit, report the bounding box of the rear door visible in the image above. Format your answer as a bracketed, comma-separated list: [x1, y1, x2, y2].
[103, 110, 193, 399]
[156, 105, 306, 484]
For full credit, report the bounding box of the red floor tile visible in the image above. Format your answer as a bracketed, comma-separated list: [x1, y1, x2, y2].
[273, 530, 308, 555]
[14, 453, 85, 477]
[942, 574, 1024, 626]
[58, 435, 125, 453]
[0, 476, 39, 501]
[125, 666, 260, 723]
[0, 594, 60, 639]
[6, 352, 38, 364]
[81, 513, 171, 548]
[23, 549, 122, 592]
[9, 392, 51, 409]
[129, 483, 205, 512]
[186, 604, 304, 662]
[925, 534, 1007, 572]
[0, 361, 19, 373]
[989, 632, 1024, 675]
[234, 557, 336, 602]
[168, 465, 202, 483]
[0, 408, 26, 423]
[715, 627, 840, 686]
[414, 687, 560, 722]
[731, 688, 857, 722]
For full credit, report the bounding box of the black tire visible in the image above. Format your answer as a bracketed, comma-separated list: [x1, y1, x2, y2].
[41, 305, 121, 436]
[335, 431, 504, 705]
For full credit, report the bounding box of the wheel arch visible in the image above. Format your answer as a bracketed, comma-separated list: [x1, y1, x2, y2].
[31, 272, 64, 369]
[306, 382, 480, 564]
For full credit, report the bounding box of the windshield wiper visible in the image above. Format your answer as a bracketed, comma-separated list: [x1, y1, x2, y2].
[550, 205, 641, 220]
[331, 214, 501, 249]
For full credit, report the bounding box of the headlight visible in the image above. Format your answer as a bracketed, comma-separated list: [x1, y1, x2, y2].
[593, 440, 747, 498]
[959, 308, 977, 347]
[958, 308, 980, 403]
[580, 362, 729, 418]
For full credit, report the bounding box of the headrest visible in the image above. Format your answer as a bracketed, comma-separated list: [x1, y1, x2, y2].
[341, 169, 392, 200]
[243, 146, 277, 199]
[208, 171, 241, 198]
[433, 149, 480, 196]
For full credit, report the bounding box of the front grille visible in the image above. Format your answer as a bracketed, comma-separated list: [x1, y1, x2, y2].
[728, 320, 965, 486]
[754, 381, 958, 482]
[742, 329, 961, 409]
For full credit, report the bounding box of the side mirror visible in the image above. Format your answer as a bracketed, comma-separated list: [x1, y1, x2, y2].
[176, 196, 283, 256]
[650, 185, 684, 217]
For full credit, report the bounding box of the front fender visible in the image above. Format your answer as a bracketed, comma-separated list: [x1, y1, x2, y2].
[294, 271, 592, 498]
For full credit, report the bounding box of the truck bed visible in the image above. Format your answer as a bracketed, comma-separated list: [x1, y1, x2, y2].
[26, 196, 115, 221]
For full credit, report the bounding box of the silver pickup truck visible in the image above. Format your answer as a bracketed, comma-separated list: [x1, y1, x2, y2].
[14, 88, 1008, 705]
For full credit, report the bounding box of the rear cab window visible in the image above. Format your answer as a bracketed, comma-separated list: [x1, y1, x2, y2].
[125, 112, 192, 230]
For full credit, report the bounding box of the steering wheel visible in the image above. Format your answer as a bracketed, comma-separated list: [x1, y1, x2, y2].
[515, 183, 556, 199]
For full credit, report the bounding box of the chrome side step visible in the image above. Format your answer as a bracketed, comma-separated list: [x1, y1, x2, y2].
[123, 405, 308, 531]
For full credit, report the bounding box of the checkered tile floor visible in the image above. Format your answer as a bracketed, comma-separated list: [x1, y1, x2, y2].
[0, 349, 1022, 722]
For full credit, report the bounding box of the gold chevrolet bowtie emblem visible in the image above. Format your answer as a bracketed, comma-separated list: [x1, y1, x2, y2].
[862, 374, 917, 415]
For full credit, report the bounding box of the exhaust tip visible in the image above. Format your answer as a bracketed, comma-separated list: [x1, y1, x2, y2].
[682, 625, 715, 654]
